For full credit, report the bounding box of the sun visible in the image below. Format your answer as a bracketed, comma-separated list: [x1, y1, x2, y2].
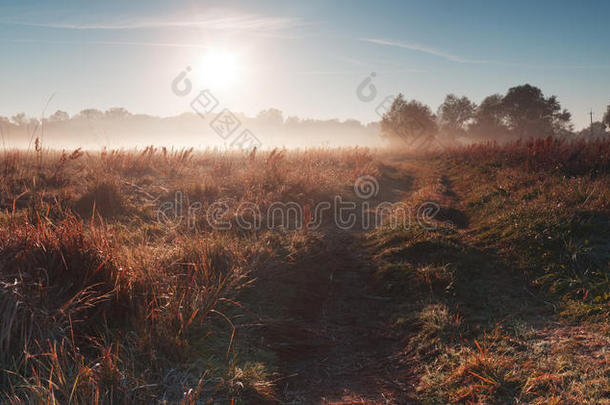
[199, 49, 239, 89]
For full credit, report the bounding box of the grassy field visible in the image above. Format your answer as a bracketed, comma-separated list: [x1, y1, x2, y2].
[0, 138, 608, 404]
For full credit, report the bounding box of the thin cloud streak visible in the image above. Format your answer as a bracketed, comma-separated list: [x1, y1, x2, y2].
[296, 70, 360, 76]
[360, 37, 610, 70]
[1, 14, 300, 33]
[295, 67, 427, 76]
[360, 37, 489, 64]
[0, 38, 210, 49]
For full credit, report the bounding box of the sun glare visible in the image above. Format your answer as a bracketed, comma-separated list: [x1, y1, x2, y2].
[199, 49, 239, 89]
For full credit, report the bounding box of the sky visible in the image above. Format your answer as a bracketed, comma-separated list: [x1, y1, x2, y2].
[1, 0, 609, 130]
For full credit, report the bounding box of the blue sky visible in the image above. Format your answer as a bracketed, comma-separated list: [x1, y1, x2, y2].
[1, 0, 609, 129]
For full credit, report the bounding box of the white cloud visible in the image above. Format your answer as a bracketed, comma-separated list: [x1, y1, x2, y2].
[2, 14, 300, 34]
[0, 38, 211, 49]
[360, 37, 488, 64]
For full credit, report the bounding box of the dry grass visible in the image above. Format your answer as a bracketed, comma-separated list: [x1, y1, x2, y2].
[0, 146, 376, 403]
[369, 138, 609, 404]
[0, 140, 608, 403]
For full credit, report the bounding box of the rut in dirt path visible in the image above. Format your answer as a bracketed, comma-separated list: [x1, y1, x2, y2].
[259, 166, 419, 404]
[252, 160, 606, 405]
[274, 231, 417, 404]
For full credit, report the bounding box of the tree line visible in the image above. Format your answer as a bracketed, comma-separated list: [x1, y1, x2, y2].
[381, 84, 610, 146]
[1, 83, 609, 148]
[0, 107, 376, 131]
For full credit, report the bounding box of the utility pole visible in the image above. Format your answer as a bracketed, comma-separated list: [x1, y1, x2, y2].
[590, 110, 594, 137]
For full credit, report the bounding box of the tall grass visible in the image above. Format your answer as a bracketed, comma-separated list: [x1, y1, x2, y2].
[0, 146, 376, 402]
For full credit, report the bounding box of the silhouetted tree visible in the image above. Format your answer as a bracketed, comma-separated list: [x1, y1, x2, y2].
[105, 107, 130, 119]
[256, 108, 284, 125]
[469, 85, 571, 139]
[343, 119, 363, 127]
[469, 94, 509, 139]
[578, 121, 608, 138]
[501, 84, 571, 138]
[381, 94, 437, 147]
[603, 104, 610, 130]
[284, 116, 300, 126]
[49, 110, 69, 122]
[78, 109, 104, 120]
[11, 113, 27, 126]
[437, 94, 476, 140]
